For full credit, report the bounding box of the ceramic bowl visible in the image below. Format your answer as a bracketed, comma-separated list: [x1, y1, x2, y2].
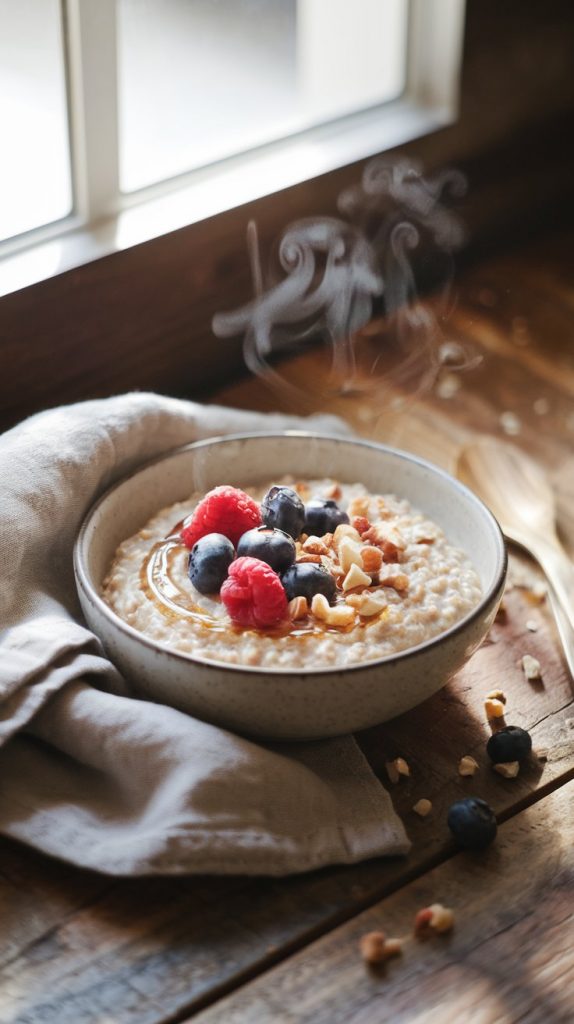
[74, 432, 506, 740]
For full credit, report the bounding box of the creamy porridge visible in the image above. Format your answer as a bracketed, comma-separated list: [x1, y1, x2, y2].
[101, 479, 482, 669]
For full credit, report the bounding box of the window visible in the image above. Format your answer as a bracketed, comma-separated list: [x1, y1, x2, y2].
[0, 0, 465, 291]
[0, 0, 71, 243]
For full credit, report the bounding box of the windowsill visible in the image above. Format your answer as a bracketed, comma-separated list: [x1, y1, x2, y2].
[0, 97, 452, 299]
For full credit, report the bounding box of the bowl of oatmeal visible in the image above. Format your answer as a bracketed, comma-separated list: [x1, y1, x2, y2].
[74, 432, 506, 740]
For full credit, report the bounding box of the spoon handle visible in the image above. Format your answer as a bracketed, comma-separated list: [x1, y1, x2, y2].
[528, 536, 574, 636]
[546, 582, 574, 680]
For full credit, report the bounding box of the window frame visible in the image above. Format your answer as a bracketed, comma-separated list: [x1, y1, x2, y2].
[0, 0, 465, 296]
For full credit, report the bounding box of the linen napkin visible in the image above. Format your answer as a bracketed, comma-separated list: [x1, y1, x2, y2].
[0, 392, 410, 875]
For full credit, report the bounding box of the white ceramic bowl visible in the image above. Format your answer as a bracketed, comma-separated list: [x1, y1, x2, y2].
[74, 432, 506, 740]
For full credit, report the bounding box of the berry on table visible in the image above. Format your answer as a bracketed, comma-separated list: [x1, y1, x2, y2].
[486, 726, 532, 763]
[220, 556, 288, 629]
[188, 533, 235, 594]
[281, 562, 336, 604]
[237, 526, 296, 574]
[447, 797, 497, 850]
[304, 498, 349, 536]
[181, 486, 261, 548]
[261, 485, 306, 539]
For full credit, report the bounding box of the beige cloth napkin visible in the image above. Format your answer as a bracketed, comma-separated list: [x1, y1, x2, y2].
[0, 393, 410, 875]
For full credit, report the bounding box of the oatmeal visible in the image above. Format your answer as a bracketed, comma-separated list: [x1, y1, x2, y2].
[101, 478, 482, 669]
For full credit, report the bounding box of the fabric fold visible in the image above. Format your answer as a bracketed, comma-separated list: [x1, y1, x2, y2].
[0, 393, 410, 875]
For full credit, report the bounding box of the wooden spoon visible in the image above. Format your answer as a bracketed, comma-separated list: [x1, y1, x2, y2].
[457, 435, 574, 673]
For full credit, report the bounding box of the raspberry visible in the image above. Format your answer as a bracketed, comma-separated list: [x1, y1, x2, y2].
[220, 557, 288, 629]
[181, 486, 261, 548]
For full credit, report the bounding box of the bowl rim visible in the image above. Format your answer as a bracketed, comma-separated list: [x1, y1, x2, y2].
[74, 430, 508, 677]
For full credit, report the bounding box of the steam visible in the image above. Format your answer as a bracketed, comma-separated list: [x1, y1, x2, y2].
[212, 155, 480, 417]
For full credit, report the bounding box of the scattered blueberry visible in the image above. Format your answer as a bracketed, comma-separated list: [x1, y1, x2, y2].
[237, 526, 296, 574]
[281, 562, 336, 604]
[447, 797, 497, 850]
[486, 726, 532, 764]
[261, 485, 306, 539]
[304, 498, 349, 536]
[188, 533, 235, 594]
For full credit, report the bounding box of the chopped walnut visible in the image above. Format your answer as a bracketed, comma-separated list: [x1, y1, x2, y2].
[333, 523, 361, 548]
[288, 596, 308, 621]
[323, 483, 342, 500]
[485, 698, 505, 720]
[494, 761, 520, 778]
[339, 536, 364, 574]
[352, 515, 372, 536]
[302, 536, 330, 556]
[359, 931, 386, 965]
[361, 546, 384, 574]
[342, 563, 372, 592]
[297, 553, 322, 564]
[386, 757, 410, 784]
[345, 591, 387, 617]
[414, 904, 455, 937]
[347, 495, 370, 519]
[486, 688, 507, 704]
[458, 755, 479, 777]
[522, 654, 542, 681]
[310, 593, 355, 628]
[294, 481, 311, 500]
[382, 937, 403, 959]
[379, 572, 409, 593]
[413, 798, 432, 817]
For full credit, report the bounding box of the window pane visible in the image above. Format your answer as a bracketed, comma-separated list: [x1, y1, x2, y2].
[118, 0, 408, 193]
[0, 0, 72, 243]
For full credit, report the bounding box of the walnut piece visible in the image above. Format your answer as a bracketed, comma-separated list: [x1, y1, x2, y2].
[458, 755, 479, 777]
[494, 761, 520, 778]
[522, 654, 542, 681]
[413, 798, 432, 817]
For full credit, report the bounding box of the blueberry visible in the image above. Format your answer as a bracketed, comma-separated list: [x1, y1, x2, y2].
[447, 797, 497, 850]
[304, 498, 349, 536]
[261, 485, 305, 539]
[486, 726, 532, 764]
[188, 533, 235, 594]
[237, 526, 296, 574]
[281, 563, 336, 604]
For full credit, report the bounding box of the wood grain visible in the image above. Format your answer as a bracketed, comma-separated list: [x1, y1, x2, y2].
[1, 225, 574, 1022]
[192, 780, 574, 1024]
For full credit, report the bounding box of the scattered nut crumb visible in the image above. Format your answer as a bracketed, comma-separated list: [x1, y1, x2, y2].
[486, 688, 507, 704]
[526, 619, 538, 632]
[347, 496, 370, 519]
[494, 761, 520, 778]
[342, 562, 372, 592]
[361, 546, 384, 573]
[338, 536, 364, 573]
[311, 593, 330, 622]
[522, 654, 542, 681]
[323, 483, 342, 500]
[500, 411, 521, 436]
[458, 755, 479, 777]
[360, 931, 386, 965]
[382, 937, 403, 959]
[436, 372, 461, 399]
[302, 535, 330, 556]
[415, 904, 454, 936]
[288, 596, 308, 621]
[535, 748, 549, 763]
[530, 581, 547, 602]
[413, 798, 432, 817]
[485, 698, 506, 720]
[385, 758, 409, 784]
[345, 591, 387, 617]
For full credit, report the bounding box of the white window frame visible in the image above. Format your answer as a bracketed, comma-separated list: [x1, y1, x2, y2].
[0, 0, 466, 297]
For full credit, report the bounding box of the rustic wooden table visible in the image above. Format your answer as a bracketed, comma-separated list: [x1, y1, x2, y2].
[1, 230, 573, 1023]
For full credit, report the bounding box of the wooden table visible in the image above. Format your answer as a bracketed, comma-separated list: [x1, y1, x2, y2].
[1, 229, 573, 1023]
